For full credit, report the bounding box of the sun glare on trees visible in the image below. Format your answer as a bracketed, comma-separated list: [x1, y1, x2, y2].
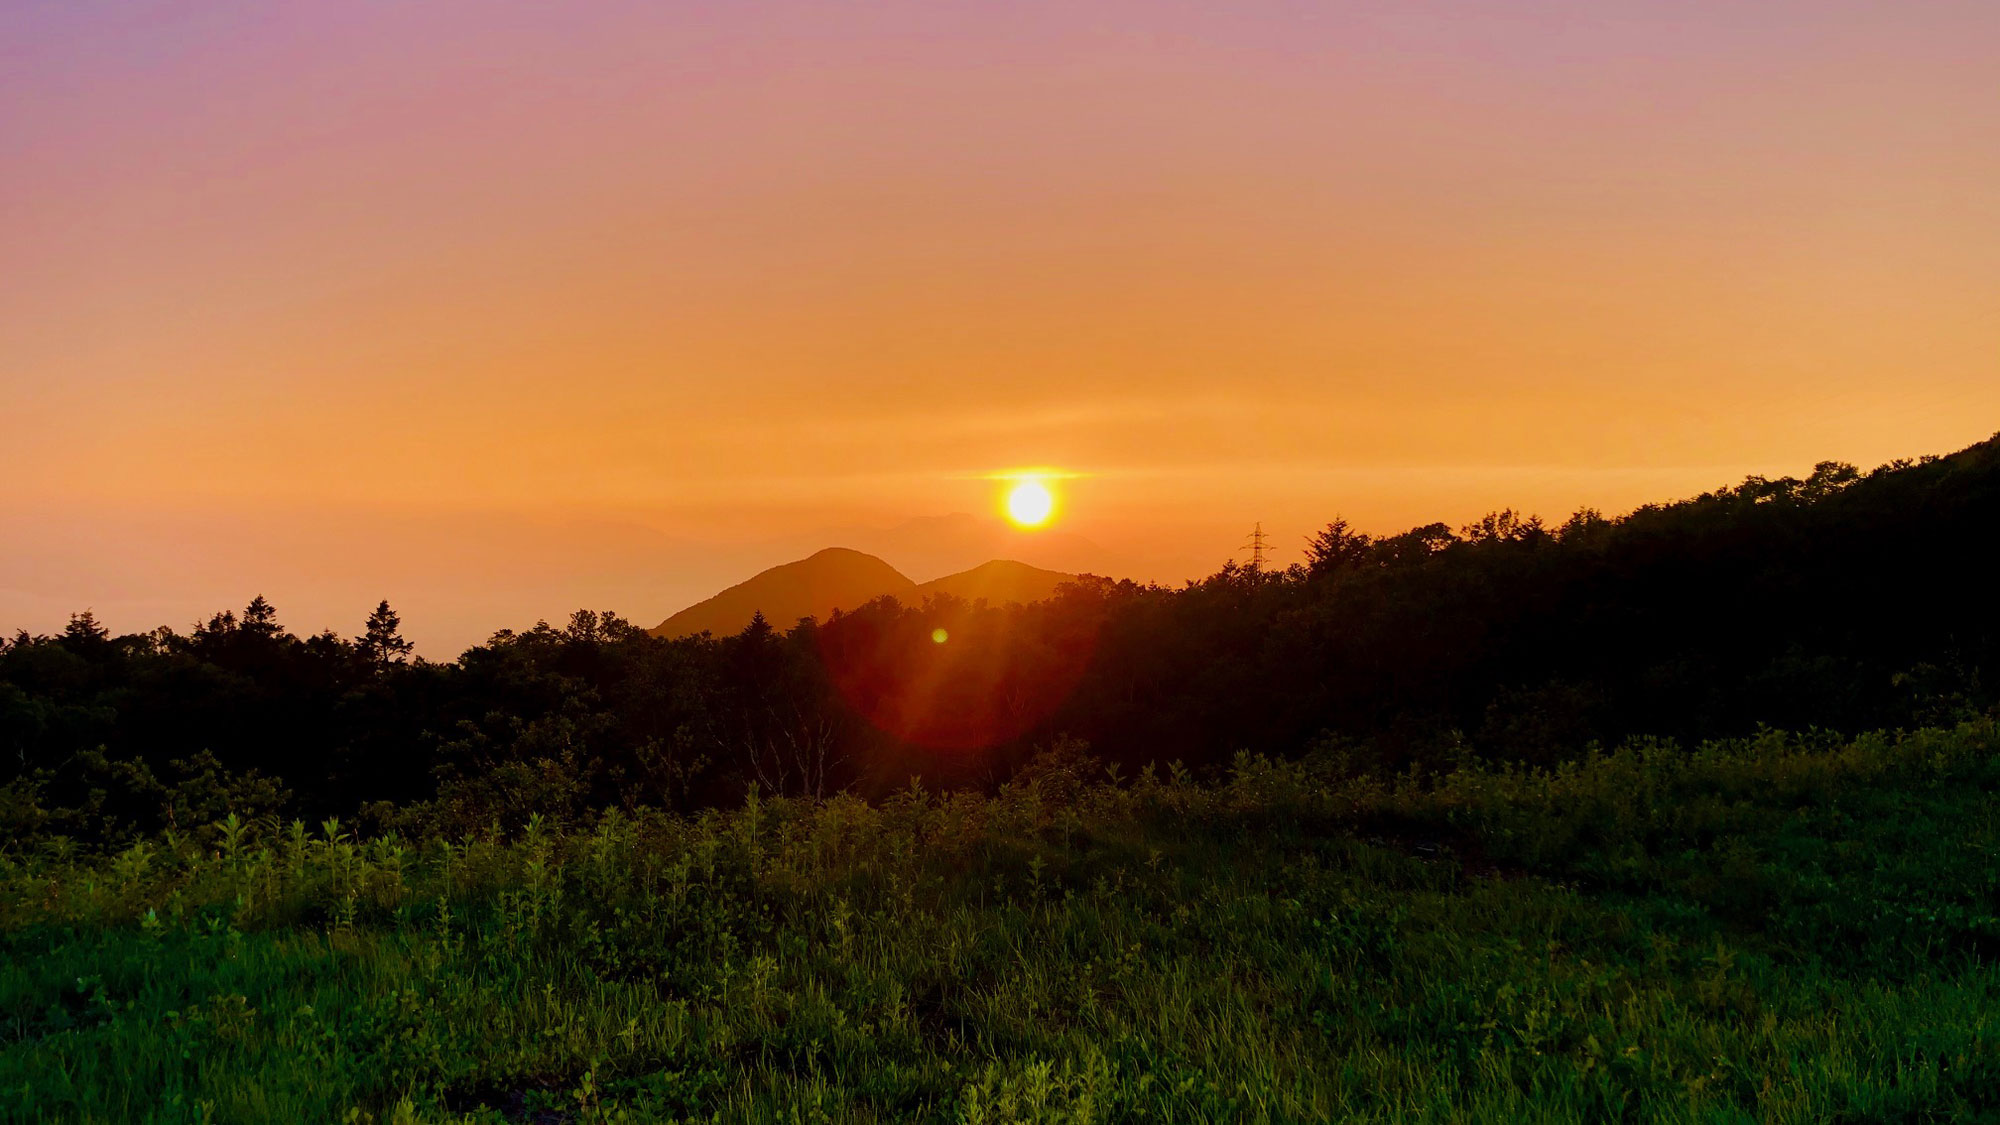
[1006, 480, 1056, 528]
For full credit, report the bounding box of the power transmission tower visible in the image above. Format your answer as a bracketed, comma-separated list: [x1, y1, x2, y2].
[1242, 522, 1270, 569]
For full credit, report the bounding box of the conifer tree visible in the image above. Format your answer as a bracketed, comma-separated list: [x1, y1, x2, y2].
[241, 595, 282, 640]
[62, 609, 109, 646]
[359, 600, 414, 666]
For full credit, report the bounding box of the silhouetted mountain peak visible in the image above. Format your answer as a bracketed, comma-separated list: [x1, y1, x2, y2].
[914, 559, 1077, 606]
[649, 548, 914, 638]
[651, 551, 1081, 638]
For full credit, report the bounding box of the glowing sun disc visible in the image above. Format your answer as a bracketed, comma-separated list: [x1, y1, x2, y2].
[1006, 480, 1055, 527]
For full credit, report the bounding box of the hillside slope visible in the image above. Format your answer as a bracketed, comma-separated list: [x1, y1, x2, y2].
[914, 559, 1077, 606]
[652, 553, 1085, 638]
[10, 723, 1997, 1121]
[650, 547, 916, 638]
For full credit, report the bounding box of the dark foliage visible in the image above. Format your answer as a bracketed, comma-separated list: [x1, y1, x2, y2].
[4, 435, 1997, 845]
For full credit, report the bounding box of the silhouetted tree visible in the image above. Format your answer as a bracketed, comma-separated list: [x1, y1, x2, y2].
[241, 595, 281, 640]
[1556, 507, 1611, 543]
[1461, 508, 1544, 546]
[1371, 522, 1459, 567]
[3, 432, 1997, 844]
[358, 600, 414, 667]
[1305, 518, 1373, 577]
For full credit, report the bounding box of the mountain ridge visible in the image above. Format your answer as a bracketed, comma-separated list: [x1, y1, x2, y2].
[913, 558, 1075, 606]
[649, 549, 1080, 638]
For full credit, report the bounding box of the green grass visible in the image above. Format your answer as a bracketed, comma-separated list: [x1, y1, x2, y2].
[4, 722, 1999, 1123]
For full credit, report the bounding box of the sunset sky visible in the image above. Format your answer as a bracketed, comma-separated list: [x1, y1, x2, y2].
[4, 1, 1997, 654]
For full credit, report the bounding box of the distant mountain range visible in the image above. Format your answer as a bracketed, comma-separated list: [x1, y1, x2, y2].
[649, 548, 1079, 638]
[758, 513, 1123, 587]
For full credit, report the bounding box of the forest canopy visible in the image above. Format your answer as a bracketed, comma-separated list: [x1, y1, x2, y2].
[4, 436, 1996, 848]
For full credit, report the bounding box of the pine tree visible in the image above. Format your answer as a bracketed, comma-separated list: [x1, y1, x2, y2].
[241, 595, 282, 639]
[63, 609, 109, 645]
[359, 600, 414, 666]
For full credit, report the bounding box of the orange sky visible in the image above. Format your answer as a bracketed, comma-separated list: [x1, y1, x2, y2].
[4, 1, 1997, 654]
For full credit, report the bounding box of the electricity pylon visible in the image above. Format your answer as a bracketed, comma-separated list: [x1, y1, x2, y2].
[1242, 522, 1270, 569]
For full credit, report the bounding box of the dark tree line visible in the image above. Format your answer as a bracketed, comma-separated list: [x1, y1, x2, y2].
[4, 436, 1997, 847]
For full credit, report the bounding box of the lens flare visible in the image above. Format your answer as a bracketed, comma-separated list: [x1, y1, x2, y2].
[1006, 480, 1055, 527]
[815, 606, 1105, 753]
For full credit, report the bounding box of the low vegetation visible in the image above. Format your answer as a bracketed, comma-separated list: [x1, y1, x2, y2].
[6, 721, 1997, 1123]
[6, 437, 1998, 846]
[6, 437, 1997, 1119]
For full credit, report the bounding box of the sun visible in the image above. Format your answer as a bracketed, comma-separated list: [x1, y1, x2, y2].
[1005, 480, 1055, 528]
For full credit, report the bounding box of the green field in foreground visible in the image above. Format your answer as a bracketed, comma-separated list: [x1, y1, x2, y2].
[4, 723, 1999, 1124]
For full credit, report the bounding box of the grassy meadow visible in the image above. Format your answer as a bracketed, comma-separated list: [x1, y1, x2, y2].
[5, 722, 1999, 1123]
